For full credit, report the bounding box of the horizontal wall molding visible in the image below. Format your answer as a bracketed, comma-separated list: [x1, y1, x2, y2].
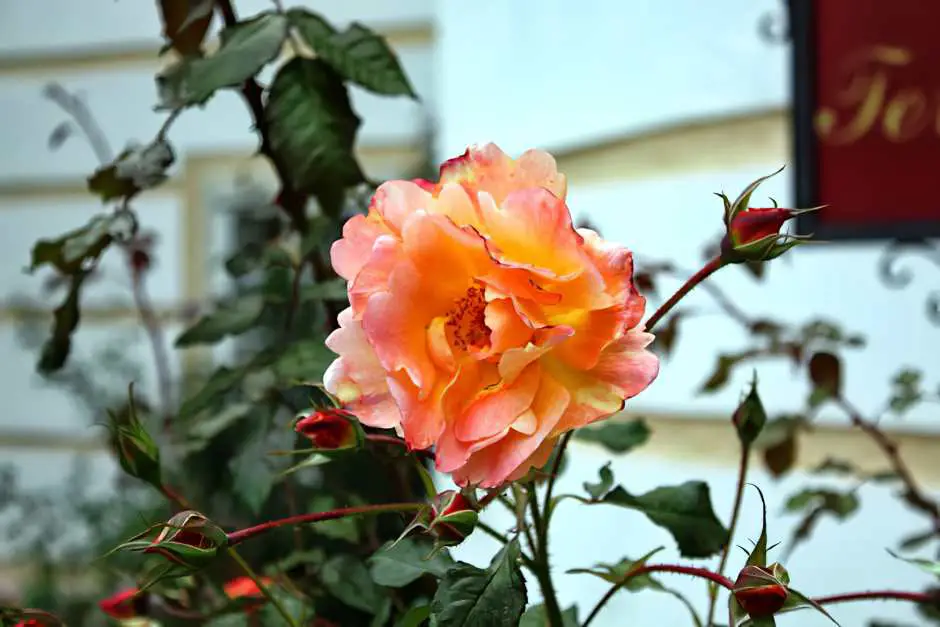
[619, 411, 940, 488]
[0, 144, 426, 203]
[0, 24, 432, 78]
[0, 429, 105, 452]
[555, 108, 789, 186]
[0, 305, 182, 324]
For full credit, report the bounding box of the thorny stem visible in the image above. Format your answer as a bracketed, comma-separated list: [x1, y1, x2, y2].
[645, 256, 726, 332]
[835, 395, 940, 530]
[226, 547, 299, 627]
[643, 259, 755, 329]
[543, 431, 572, 520]
[215, 0, 309, 235]
[583, 564, 735, 627]
[226, 503, 424, 545]
[814, 589, 939, 606]
[527, 489, 564, 627]
[706, 445, 751, 626]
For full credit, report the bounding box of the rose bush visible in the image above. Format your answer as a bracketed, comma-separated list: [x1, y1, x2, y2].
[325, 143, 659, 486]
[5, 1, 940, 626]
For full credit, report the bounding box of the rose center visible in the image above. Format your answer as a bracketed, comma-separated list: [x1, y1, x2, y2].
[445, 285, 491, 351]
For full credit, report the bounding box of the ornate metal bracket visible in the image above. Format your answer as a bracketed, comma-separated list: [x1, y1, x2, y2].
[759, 0, 792, 44]
[878, 239, 940, 325]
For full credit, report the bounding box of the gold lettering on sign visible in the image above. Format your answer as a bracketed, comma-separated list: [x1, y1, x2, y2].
[814, 45, 938, 144]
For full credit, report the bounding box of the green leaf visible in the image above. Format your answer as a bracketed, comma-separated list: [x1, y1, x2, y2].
[519, 604, 579, 627]
[157, 12, 287, 108]
[299, 278, 349, 302]
[87, 139, 175, 201]
[396, 605, 432, 627]
[321, 555, 386, 614]
[887, 549, 940, 577]
[889, 368, 923, 415]
[784, 488, 859, 556]
[28, 214, 127, 373]
[265, 57, 365, 198]
[732, 375, 767, 446]
[601, 482, 728, 558]
[699, 354, 745, 394]
[29, 213, 119, 274]
[288, 8, 336, 45]
[429, 539, 527, 627]
[37, 273, 86, 373]
[225, 242, 294, 278]
[229, 404, 277, 515]
[567, 546, 665, 591]
[369, 538, 454, 587]
[291, 12, 416, 98]
[178, 365, 249, 420]
[273, 337, 334, 382]
[175, 294, 266, 347]
[762, 431, 797, 478]
[811, 458, 856, 476]
[576, 418, 650, 454]
[583, 463, 614, 500]
[808, 352, 842, 399]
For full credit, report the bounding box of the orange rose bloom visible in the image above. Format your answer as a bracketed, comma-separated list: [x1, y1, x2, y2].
[325, 143, 659, 487]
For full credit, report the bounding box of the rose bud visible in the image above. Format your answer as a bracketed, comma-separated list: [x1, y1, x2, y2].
[733, 564, 789, 618]
[106, 395, 162, 490]
[428, 490, 478, 546]
[293, 408, 363, 451]
[716, 169, 819, 265]
[138, 511, 226, 570]
[720, 205, 815, 264]
[99, 587, 147, 619]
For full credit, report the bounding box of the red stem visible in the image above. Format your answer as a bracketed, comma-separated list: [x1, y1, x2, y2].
[814, 590, 938, 606]
[644, 255, 724, 332]
[226, 502, 424, 545]
[160, 485, 194, 511]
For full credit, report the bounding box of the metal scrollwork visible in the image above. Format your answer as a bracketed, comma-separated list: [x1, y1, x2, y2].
[878, 239, 940, 325]
[758, 0, 791, 44]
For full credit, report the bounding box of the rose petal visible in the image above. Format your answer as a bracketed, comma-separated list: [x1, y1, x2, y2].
[455, 363, 541, 442]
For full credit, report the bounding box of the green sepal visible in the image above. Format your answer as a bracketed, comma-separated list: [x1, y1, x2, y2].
[726, 166, 786, 225]
[746, 484, 770, 567]
[107, 383, 162, 490]
[778, 587, 840, 625]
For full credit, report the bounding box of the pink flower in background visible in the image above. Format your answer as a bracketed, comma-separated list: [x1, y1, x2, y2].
[324, 143, 659, 487]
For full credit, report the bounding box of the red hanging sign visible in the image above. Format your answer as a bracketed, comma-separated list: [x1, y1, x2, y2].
[793, 0, 940, 240]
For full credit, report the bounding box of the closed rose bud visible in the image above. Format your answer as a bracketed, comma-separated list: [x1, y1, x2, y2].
[293, 409, 362, 451]
[733, 564, 789, 618]
[99, 587, 146, 619]
[429, 490, 478, 546]
[717, 169, 819, 265]
[107, 397, 162, 490]
[729, 207, 792, 247]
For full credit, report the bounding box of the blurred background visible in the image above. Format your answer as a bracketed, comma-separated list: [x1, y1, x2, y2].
[0, 0, 938, 625]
